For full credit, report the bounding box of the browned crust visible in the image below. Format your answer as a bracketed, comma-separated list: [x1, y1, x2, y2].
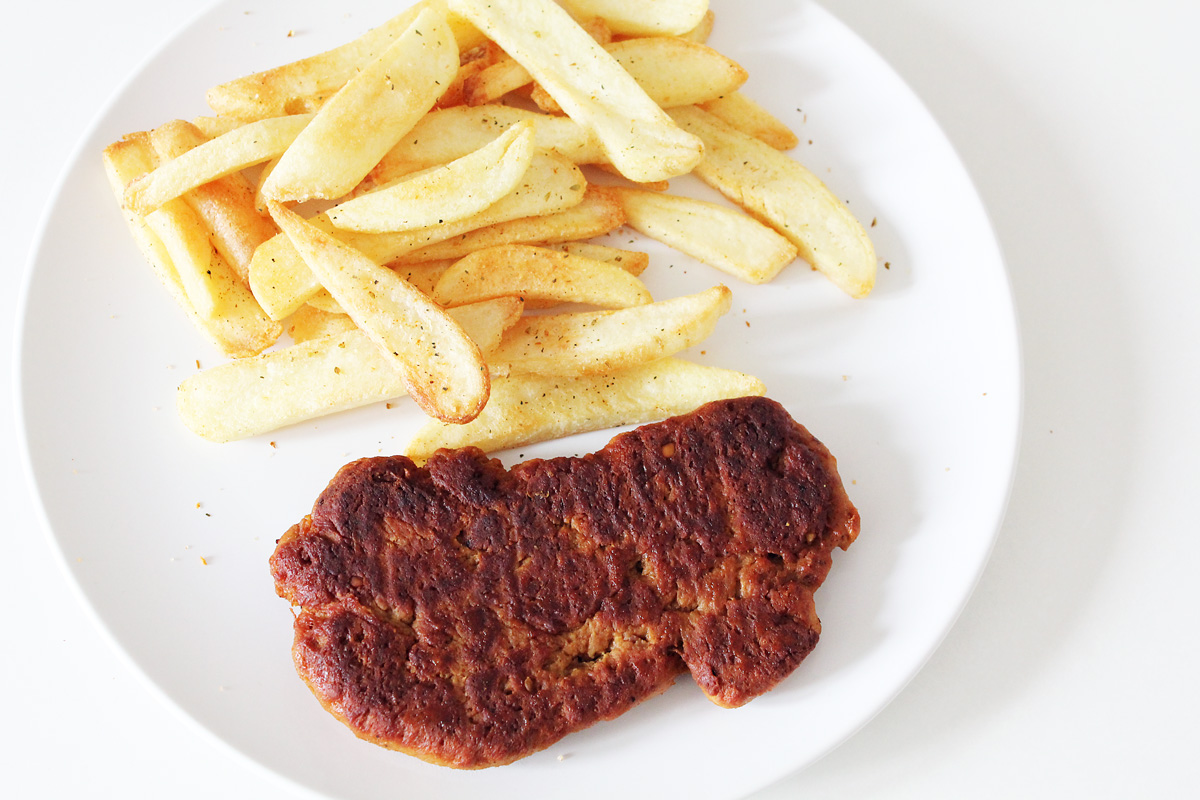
[270, 396, 859, 767]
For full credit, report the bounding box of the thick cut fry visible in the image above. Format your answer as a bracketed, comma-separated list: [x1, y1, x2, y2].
[490, 285, 731, 378]
[388, 186, 624, 265]
[449, 0, 703, 183]
[206, 0, 486, 120]
[679, 8, 716, 42]
[146, 120, 279, 282]
[552, 242, 649, 275]
[102, 135, 281, 358]
[463, 17, 611, 106]
[261, 7, 459, 202]
[123, 115, 312, 215]
[699, 91, 800, 150]
[249, 151, 587, 319]
[286, 304, 357, 344]
[556, 0, 710, 37]
[370, 104, 607, 185]
[404, 357, 764, 463]
[432, 244, 652, 309]
[327, 120, 536, 233]
[190, 115, 247, 139]
[529, 37, 747, 113]
[305, 259, 457, 316]
[178, 297, 523, 442]
[669, 106, 877, 298]
[609, 187, 797, 284]
[269, 202, 490, 423]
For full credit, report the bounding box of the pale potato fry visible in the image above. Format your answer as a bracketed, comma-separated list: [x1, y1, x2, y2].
[490, 285, 731, 378]
[370, 104, 607, 185]
[432, 243, 653, 309]
[146, 120, 279, 282]
[449, 0, 703, 183]
[679, 8, 715, 43]
[177, 297, 523, 442]
[529, 37, 747, 113]
[609, 187, 797, 284]
[553, 242, 650, 275]
[123, 114, 312, 215]
[305, 259, 457, 316]
[261, 7, 460, 202]
[327, 120, 536, 233]
[206, 0, 486, 120]
[102, 135, 281, 358]
[669, 105, 877, 297]
[700, 91, 800, 150]
[556, 0, 710, 37]
[270, 202, 490, 423]
[388, 185, 624, 265]
[404, 357, 764, 463]
[249, 151, 587, 319]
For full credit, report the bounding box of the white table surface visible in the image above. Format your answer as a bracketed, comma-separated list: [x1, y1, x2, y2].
[5, 1, 1198, 797]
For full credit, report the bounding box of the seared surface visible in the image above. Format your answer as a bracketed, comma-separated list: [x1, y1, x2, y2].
[270, 396, 859, 767]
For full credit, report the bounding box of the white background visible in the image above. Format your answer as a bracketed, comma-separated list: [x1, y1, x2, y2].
[3, 1, 1197, 797]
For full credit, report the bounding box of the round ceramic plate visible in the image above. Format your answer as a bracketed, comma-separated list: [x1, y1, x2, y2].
[17, 1, 1020, 798]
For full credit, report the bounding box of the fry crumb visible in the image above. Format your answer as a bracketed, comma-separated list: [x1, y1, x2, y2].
[201, 556, 209, 565]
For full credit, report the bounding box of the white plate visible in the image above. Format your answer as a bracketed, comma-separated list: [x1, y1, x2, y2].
[17, 1, 1020, 798]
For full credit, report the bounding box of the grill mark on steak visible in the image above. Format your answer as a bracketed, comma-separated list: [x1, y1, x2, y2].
[271, 396, 859, 768]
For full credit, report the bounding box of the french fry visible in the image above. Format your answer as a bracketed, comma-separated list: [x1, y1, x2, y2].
[699, 91, 800, 150]
[529, 37, 748, 113]
[326, 120, 536, 233]
[305, 259, 457, 316]
[388, 185, 624, 265]
[449, 0, 703, 183]
[369, 104, 607, 185]
[102, 135, 281, 358]
[206, 0, 487, 120]
[490, 285, 731, 378]
[608, 187, 797, 284]
[679, 8, 716, 43]
[190, 115, 247, 139]
[556, 0, 710, 37]
[178, 297, 524, 442]
[269, 202, 490, 424]
[552, 242, 650, 275]
[261, 7, 460, 202]
[404, 357, 764, 463]
[123, 114, 312, 215]
[249, 151, 587, 320]
[286, 304, 357, 344]
[669, 105, 877, 297]
[146, 120, 279, 282]
[432, 244, 653, 309]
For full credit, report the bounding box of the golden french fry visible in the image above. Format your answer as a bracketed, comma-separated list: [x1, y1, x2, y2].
[370, 104, 607, 185]
[699, 91, 800, 150]
[432, 243, 653, 309]
[261, 7, 460, 202]
[388, 185, 624, 265]
[327, 120, 536, 233]
[123, 114, 312, 215]
[305, 259, 457, 316]
[190, 114, 252, 139]
[249, 151, 587, 319]
[609, 187, 797, 284]
[490, 285, 731, 378]
[269, 202, 490, 423]
[206, 0, 486, 120]
[669, 105, 877, 297]
[529, 37, 747, 113]
[146, 120, 279, 282]
[177, 297, 523, 442]
[449, 0, 703, 183]
[102, 135, 281, 358]
[553, 242, 649, 275]
[556, 0, 710, 37]
[286, 304, 357, 344]
[404, 357, 764, 463]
